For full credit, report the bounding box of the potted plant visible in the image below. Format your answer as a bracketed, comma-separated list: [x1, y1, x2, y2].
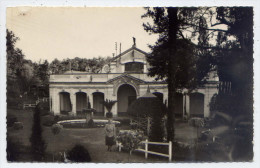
[101, 99, 117, 118]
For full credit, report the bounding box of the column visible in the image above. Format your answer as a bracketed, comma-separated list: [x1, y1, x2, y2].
[70, 92, 76, 115]
[183, 93, 186, 117]
[143, 63, 147, 73]
[88, 92, 93, 109]
[204, 88, 210, 118]
[185, 94, 190, 117]
[54, 90, 60, 115]
[49, 88, 53, 113]
[86, 93, 89, 109]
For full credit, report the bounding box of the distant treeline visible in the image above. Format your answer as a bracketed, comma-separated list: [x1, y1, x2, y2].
[7, 29, 110, 106]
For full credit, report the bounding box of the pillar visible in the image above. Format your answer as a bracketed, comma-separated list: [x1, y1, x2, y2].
[88, 92, 93, 109]
[54, 90, 60, 115]
[185, 94, 190, 117]
[183, 93, 186, 117]
[204, 90, 210, 118]
[70, 92, 76, 115]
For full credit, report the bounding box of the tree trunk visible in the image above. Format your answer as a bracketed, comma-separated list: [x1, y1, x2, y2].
[167, 7, 179, 142]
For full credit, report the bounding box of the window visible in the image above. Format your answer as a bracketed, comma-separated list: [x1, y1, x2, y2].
[125, 62, 144, 73]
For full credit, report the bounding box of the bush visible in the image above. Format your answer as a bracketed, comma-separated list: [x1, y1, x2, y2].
[42, 115, 55, 127]
[116, 130, 146, 152]
[51, 124, 63, 135]
[67, 144, 91, 162]
[7, 134, 19, 161]
[30, 105, 46, 161]
[7, 114, 18, 127]
[13, 122, 24, 130]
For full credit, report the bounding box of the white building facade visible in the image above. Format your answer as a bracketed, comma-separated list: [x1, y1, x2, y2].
[49, 44, 219, 118]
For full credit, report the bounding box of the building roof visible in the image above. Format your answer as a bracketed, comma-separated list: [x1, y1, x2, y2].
[110, 45, 149, 62]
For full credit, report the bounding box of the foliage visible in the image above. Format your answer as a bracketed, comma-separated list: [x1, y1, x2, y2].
[13, 122, 24, 130]
[30, 105, 46, 161]
[142, 7, 253, 143]
[116, 130, 146, 152]
[51, 124, 63, 135]
[6, 134, 19, 161]
[127, 96, 166, 141]
[101, 99, 117, 113]
[188, 117, 204, 128]
[6, 114, 18, 127]
[142, 7, 214, 142]
[213, 7, 253, 118]
[202, 111, 253, 161]
[67, 144, 91, 162]
[49, 56, 111, 74]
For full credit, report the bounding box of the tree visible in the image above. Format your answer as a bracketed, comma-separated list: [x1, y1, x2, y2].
[213, 7, 253, 118]
[30, 104, 46, 161]
[6, 29, 25, 102]
[142, 7, 212, 141]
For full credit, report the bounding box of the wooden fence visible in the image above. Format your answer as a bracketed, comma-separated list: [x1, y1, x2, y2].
[117, 139, 172, 161]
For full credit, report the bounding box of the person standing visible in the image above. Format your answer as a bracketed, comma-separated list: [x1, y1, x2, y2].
[104, 118, 116, 151]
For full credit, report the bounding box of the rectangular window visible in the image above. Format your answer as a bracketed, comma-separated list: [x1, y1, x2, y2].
[125, 62, 144, 73]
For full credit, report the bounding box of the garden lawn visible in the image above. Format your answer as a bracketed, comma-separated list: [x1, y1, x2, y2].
[7, 108, 167, 162]
[8, 108, 228, 162]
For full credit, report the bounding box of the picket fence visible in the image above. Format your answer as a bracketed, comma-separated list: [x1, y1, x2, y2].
[117, 139, 172, 161]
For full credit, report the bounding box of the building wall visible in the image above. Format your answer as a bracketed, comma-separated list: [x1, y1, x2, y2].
[49, 47, 219, 118]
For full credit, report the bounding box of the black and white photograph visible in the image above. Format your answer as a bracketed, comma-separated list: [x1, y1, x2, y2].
[0, 1, 259, 167]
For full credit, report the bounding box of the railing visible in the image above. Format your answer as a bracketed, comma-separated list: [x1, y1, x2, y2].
[117, 139, 172, 161]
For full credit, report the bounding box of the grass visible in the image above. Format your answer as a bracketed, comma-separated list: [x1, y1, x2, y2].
[7, 108, 167, 162]
[7, 108, 237, 162]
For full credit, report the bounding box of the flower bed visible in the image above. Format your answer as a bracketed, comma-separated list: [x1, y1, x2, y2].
[57, 119, 121, 128]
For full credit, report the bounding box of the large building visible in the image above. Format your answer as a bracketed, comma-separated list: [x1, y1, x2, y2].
[49, 42, 219, 118]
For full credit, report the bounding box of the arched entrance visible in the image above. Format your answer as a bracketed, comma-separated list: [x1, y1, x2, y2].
[117, 84, 137, 116]
[93, 92, 104, 116]
[190, 93, 204, 117]
[59, 92, 71, 115]
[76, 92, 87, 115]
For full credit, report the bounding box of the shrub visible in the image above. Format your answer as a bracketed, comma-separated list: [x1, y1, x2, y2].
[13, 122, 24, 130]
[127, 96, 165, 141]
[7, 114, 18, 127]
[42, 115, 55, 127]
[116, 130, 146, 152]
[51, 124, 63, 135]
[67, 144, 91, 162]
[7, 134, 19, 161]
[101, 99, 117, 113]
[30, 105, 46, 161]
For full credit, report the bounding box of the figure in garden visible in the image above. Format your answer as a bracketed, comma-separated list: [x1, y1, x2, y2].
[104, 118, 116, 152]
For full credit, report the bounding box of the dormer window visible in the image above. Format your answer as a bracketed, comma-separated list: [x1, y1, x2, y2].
[125, 62, 144, 73]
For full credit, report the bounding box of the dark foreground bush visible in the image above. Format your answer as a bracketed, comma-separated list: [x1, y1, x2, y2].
[7, 114, 18, 127]
[67, 144, 91, 162]
[7, 134, 19, 161]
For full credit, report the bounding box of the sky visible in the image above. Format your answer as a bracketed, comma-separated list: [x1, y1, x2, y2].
[6, 7, 158, 63]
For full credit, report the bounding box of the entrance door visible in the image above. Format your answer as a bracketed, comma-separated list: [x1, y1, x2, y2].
[117, 84, 137, 115]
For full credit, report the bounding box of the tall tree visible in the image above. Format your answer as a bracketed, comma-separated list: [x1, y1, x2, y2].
[142, 7, 212, 141]
[213, 7, 253, 118]
[30, 104, 46, 161]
